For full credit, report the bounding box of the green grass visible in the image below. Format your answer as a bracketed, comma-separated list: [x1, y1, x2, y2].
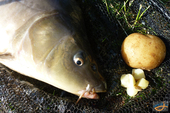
[133, 4, 150, 27]
[103, 0, 151, 35]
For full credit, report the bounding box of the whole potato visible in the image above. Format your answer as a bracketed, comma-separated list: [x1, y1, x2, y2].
[121, 33, 166, 70]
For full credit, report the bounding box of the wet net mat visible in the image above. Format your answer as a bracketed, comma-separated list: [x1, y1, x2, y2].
[0, 0, 170, 112]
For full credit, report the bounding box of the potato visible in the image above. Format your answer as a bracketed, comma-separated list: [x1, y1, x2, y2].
[132, 69, 145, 80]
[121, 33, 166, 70]
[136, 78, 149, 89]
[120, 74, 136, 88]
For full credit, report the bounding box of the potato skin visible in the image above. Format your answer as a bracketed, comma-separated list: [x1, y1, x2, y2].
[121, 33, 166, 70]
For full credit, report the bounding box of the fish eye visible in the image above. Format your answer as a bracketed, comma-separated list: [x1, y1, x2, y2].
[73, 51, 85, 66]
[74, 58, 84, 66]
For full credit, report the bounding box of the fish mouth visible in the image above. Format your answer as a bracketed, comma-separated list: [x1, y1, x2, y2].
[77, 89, 99, 99]
[76, 89, 99, 104]
[76, 83, 107, 104]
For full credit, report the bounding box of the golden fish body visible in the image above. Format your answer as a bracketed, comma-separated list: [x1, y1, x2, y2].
[0, 0, 106, 99]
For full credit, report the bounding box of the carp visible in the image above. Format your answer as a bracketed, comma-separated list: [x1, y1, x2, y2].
[0, 0, 106, 102]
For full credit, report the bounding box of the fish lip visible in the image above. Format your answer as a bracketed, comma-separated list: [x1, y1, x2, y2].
[77, 82, 107, 99]
[76, 90, 99, 104]
[76, 83, 106, 104]
[77, 90, 99, 99]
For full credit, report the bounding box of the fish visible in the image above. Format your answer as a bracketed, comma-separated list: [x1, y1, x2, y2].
[0, 0, 107, 102]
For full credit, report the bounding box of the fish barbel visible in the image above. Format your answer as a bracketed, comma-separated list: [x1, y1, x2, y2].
[0, 0, 107, 100]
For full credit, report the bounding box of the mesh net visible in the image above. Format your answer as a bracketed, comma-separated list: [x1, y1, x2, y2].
[0, 0, 170, 112]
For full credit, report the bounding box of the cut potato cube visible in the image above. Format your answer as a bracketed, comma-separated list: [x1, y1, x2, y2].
[132, 69, 145, 80]
[120, 74, 136, 88]
[126, 86, 138, 97]
[136, 78, 149, 89]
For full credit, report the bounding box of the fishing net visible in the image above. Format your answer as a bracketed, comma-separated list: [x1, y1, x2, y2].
[0, 0, 170, 112]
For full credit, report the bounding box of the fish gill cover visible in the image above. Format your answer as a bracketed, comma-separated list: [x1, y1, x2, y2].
[0, 0, 170, 112]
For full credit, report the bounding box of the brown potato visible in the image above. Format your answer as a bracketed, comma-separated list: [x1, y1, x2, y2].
[121, 33, 166, 70]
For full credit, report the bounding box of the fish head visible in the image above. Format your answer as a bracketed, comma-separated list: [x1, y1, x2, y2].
[42, 36, 106, 99]
[29, 14, 106, 99]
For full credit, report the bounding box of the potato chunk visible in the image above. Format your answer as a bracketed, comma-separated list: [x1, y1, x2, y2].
[120, 74, 136, 88]
[136, 78, 149, 89]
[132, 69, 145, 80]
[126, 86, 139, 97]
